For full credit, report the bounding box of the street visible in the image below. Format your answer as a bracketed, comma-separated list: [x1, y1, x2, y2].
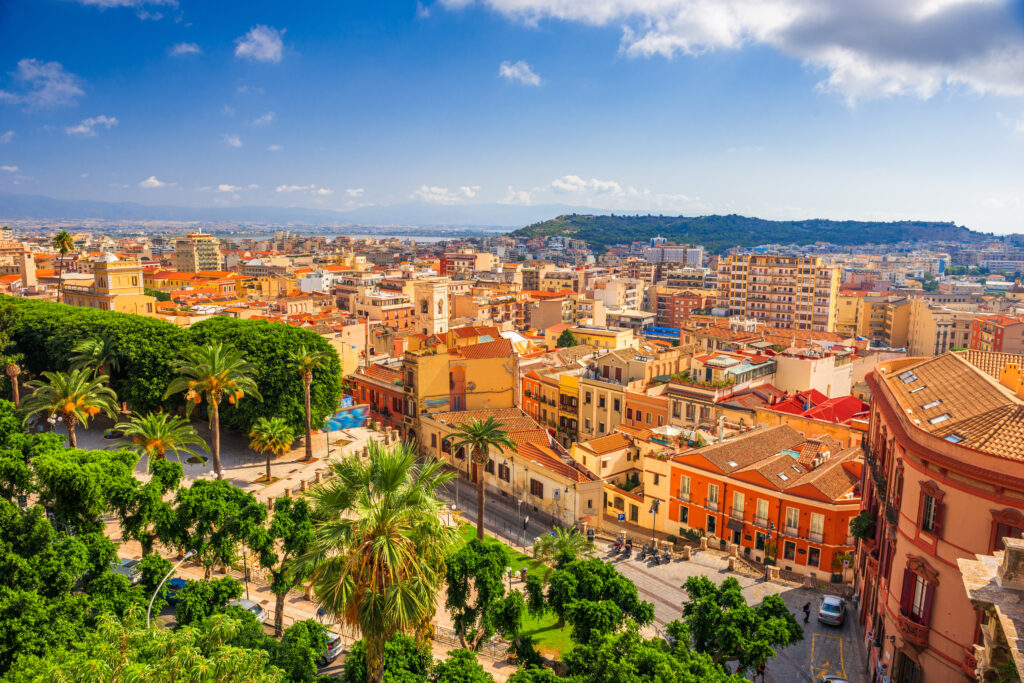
[444, 473, 867, 683]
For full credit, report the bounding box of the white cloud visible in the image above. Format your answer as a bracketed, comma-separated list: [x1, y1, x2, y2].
[997, 112, 1024, 134]
[234, 25, 285, 64]
[0, 59, 84, 108]
[416, 1, 431, 18]
[223, 134, 242, 148]
[550, 174, 623, 195]
[222, 105, 235, 117]
[237, 85, 264, 95]
[217, 184, 241, 192]
[0, 131, 12, 144]
[499, 60, 542, 86]
[267, 144, 283, 151]
[345, 188, 365, 197]
[411, 184, 481, 204]
[0, 165, 18, 173]
[276, 183, 333, 196]
[138, 175, 171, 188]
[71, 0, 176, 6]
[448, 0, 1024, 102]
[65, 115, 118, 137]
[169, 42, 201, 56]
[499, 186, 532, 205]
[250, 111, 275, 125]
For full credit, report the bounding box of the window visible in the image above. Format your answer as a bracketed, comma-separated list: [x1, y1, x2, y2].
[485, 460, 495, 474]
[653, 473, 661, 486]
[945, 433, 964, 443]
[901, 571, 934, 624]
[584, 418, 591, 430]
[630, 505, 639, 522]
[810, 513, 824, 537]
[686, 404, 695, 420]
[785, 507, 799, 530]
[529, 479, 544, 498]
[441, 439, 452, 454]
[707, 514, 716, 536]
[658, 415, 664, 426]
[808, 548, 820, 567]
[756, 499, 769, 523]
[922, 399, 942, 410]
[783, 541, 796, 560]
[700, 406, 711, 420]
[613, 398, 621, 412]
[679, 507, 689, 524]
[918, 481, 945, 538]
[598, 422, 605, 433]
[626, 408, 633, 419]
[615, 368, 622, 381]
[431, 433, 437, 448]
[672, 403, 681, 418]
[755, 531, 767, 551]
[928, 413, 951, 424]
[585, 392, 592, 404]
[679, 476, 691, 496]
[498, 464, 510, 482]
[732, 491, 744, 514]
[708, 483, 719, 505]
[921, 495, 937, 533]
[599, 396, 606, 409]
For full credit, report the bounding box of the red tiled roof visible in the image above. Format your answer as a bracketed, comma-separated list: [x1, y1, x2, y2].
[452, 338, 513, 360]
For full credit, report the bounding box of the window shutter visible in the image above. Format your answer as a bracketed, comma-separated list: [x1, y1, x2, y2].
[933, 503, 945, 539]
[899, 568, 915, 614]
[922, 582, 936, 626]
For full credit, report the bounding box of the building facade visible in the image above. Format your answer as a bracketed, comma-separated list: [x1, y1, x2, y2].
[174, 231, 222, 272]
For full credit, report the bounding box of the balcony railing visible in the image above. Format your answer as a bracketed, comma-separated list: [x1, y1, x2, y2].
[897, 611, 930, 649]
[730, 506, 745, 520]
[753, 515, 770, 529]
[885, 502, 898, 526]
[784, 524, 800, 538]
[865, 550, 879, 577]
[676, 490, 690, 503]
[705, 498, 719, 511]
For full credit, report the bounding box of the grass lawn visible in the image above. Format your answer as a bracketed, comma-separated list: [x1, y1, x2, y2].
[452, 523, 574, 655]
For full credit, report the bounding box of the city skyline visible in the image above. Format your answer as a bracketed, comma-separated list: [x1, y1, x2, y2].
[1, 0, 1023, 232]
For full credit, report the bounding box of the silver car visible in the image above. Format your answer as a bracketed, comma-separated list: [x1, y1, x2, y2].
[319, 632, 344, 666]
[817, 595, 846, 626]
[112, 558, 142, 586]
[228, 599, 268, 623]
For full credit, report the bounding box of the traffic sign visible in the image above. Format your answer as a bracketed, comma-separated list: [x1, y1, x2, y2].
[617, 513, 626, 522]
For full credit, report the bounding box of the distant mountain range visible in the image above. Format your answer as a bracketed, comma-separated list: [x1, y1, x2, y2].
[0, 191, 599, 228]
[516, 214, 1002, 252]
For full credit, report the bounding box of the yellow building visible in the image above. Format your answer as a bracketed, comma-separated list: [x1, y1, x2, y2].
[557, 372, 581, 447]
[546, 325, 635, 351]
[835, 294, 861, 337]
[174, 231, 222, 272]
[906, 298, 974, 356]
[62, 254, 155, 315]
[855, 296, 910, 347]
[716, 254, 840, 332]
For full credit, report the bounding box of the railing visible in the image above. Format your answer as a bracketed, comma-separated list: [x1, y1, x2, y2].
[784, 524, 800, 539]
[961, 646, 979, 678]
[808, 530, 824, 544]
[676, 490, 690, 503]
[705, 498, 719, 511]
[865, 551, 879, 577]
[730, 506, 745, 520]
[885, 502, 898, 526]
[897, 611, 930, 649]
[753, 515, 770, 529]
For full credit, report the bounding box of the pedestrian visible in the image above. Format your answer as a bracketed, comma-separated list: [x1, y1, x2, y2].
[803, 601, 811, 623]
[757, 662, 766, 682]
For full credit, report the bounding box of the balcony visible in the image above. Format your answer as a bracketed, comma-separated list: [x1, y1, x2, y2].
[808, 530, 824, 544]
[961, 646, 979, 679]
[730, 506, 745, 520]
[885, 502, 898, 526]
[705, 498, 719, 511]
[865, 550, 879, 577]
[753, 515, 770, 529]
[784, 524, 801, 539]
[897, 611, 930, 649]
[676, 490, 690, 503]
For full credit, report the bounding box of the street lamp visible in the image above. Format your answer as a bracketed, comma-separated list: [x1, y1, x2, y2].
[649, 499, 661, 546]
[505, 566, 513, 592]
[147, 550, 195, 628]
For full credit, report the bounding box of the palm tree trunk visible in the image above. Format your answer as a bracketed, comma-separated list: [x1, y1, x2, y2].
[67, 415, 77, 448]
[274, 589, 286, 636]
[56, 253, 64, 303]
[476, 449, 486, 541]
[266, 451, 272, 484]
[303, 375, 313, 462]
[368, 636, 385, 683]
[211, 399, 222, 479]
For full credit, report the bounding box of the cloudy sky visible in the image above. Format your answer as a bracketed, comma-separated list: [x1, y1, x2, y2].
[1, 0, 1023, 231]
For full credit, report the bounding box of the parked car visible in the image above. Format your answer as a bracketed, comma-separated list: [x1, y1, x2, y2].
[228, 599, 268, 624]
[112, 558, 142, 586]
[319, 632, 345, 666]
[820, 677, 850, 683]
[817, 595, 846, 626]
[165, 578, 188, 604]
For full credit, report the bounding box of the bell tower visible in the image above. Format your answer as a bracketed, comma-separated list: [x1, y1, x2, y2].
[412, 278, 449, 336]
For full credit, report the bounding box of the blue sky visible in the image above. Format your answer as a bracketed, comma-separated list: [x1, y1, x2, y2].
[1, 0, 1023, 232]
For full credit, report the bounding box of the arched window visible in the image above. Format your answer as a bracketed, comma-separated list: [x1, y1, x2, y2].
[991, 508, 1024, 552]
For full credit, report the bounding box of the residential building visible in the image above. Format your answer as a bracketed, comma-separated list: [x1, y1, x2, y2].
[907, 298, 974, 357]
[716, 254, 840, 332]
[348, 362, 405, 434]
[970, 314, 1024, 354]
[61, 253, 156, 315]
[174, 231, 222, 272]
[648, 287, 707, 327]
[353, 287, 415, 331]
[958, 538, 1024, 682]
[856, 350, 1024, 683]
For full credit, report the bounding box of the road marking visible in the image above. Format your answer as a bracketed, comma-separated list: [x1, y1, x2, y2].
[809, 633, 846, 679]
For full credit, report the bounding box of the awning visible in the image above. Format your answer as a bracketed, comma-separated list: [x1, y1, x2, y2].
[726, 519, 744, 532]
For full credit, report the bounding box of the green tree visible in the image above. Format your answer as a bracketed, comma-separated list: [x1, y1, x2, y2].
[163, 479, 268, 579]
[849, 510, 876, 541]
[115, 411, 208, 469]
[564, 600, 624, 645]
[164, 341, 262, 479]
[118, 458, 183, 555]
[450, 417, 517, 541]
[506, 669, 561, 683]
[21, 368, 118, 448]
[302, 441, 457, 683]
[51, 230, 74, 303]
[69, 333, 120, 377]
[174, 576, 244, 625]
[445, 538, 515, 650]
[7, 606, 285, 682]
[289, 344, 334, 462]
[137, 551, 173, 616]
[430, 649, 495, 683]
[532, 526, 595, 567]
[271, 619, 330, 683]
[249, 415, 295, 484]
[555, 329, 577, 348]
[256, 496, 316, 636]
[144, 287, 171, 302]
[533, 558, 654, 630]
[341, 633, 432, 683]
[31, 444, 138, 534]
[681, 575, 803, 674]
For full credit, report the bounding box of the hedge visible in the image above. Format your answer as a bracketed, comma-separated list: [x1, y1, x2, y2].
[1, 296, 341, 435]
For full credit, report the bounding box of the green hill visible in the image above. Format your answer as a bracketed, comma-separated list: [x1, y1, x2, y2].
[513, 214, 993, 253]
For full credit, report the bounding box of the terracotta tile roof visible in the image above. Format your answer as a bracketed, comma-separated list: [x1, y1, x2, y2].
[451, 338, 513, 359]
[679, 425, 804, 473]
[426, 407, 538, 433]
[517, 442, 591, 483]
[796, 448, 862, 499]
[957, 349, 1024, 380]
[364, 364, 401, 383]
[614, 424, 654, 440]
[579, 431, 631, 455]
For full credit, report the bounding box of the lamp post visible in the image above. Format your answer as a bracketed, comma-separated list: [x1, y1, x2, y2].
[148, 550, 195, 628]
[505, 566, 513, 592]
[649, 499, 661, 547]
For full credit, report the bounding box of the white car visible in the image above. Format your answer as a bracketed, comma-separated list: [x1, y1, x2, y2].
[112, 558, 142, 586]
[319, 632, 344, 666]
[817, 595, 847, 626]
[228, 599, 268, 624]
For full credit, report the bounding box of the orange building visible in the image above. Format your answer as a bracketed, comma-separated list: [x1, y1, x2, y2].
[624, 385, 669, 431]
[348, 362, 405, 435]
[666, 425, 861, 578]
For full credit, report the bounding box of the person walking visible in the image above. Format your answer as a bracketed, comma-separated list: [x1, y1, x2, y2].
[803, 601, 811, 623]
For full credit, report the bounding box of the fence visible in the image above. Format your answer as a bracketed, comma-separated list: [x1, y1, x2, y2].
[433, 624, 509, 661]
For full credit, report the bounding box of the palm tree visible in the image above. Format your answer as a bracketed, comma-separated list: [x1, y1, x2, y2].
[533, 525, 596, 567]
[21, 369, 118, 448]
[300, 441, 456, 683]
[114, 412, 208, 469]
[5, 363, 19, 407]
[450, 417, 516, 541]
[288, 344, 333, 462]
[69, 334, 120, 377]
[248, 416, 294, 483]
[164, 342, 262, 480]
[52, 230, 74, 303]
